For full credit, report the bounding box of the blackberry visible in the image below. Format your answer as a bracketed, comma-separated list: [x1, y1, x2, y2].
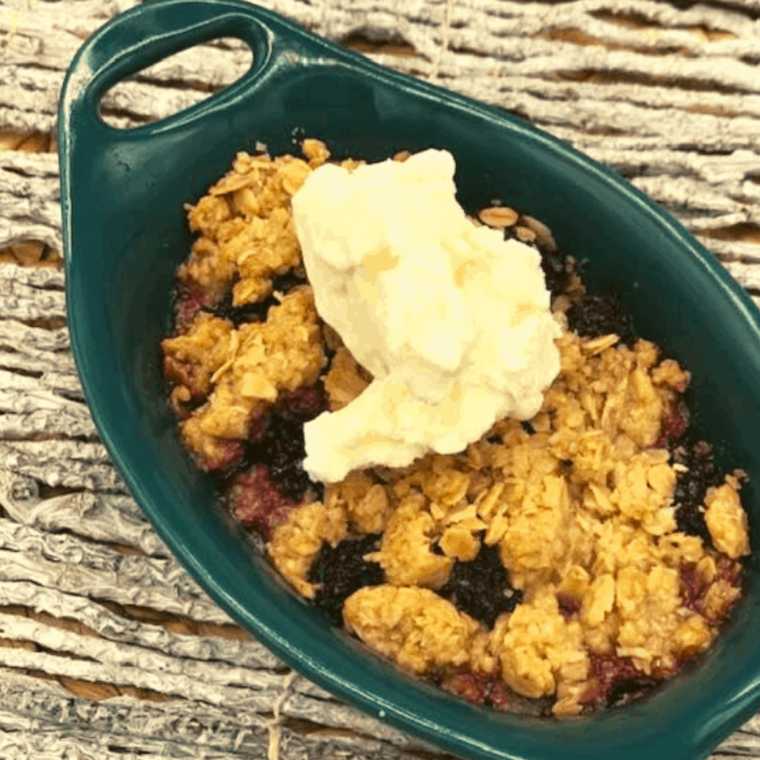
[270, 268, 309, 296]
[214, 384, 328, 497]
[308, 534, 385, 625]
[207, 286, 265, 326]
[256, 413, 312, 502]
[566, 294, 637, 346]
[208, 270, 308, 327]
[672, 442, 723, 544]
[213, 412, 311, 499]
[539, 251, 570, 300]
[437, 540, 523, 629]
[262, 387, 328, 500]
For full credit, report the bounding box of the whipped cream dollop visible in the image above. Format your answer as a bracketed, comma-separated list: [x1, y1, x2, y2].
[291, 149, 561, 483]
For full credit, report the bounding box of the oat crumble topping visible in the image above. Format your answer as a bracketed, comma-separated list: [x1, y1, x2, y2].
[164, 287, 325, 464]
[344, 585, 480, 674]
[162, 141, 750, 718]
[269, 325, 747, 714]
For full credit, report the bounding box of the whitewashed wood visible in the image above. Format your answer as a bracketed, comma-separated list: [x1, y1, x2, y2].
[2, 397, 82, 438]
[0, 279, 67, 321]
[0, 545, 230, 619]
[1, 489, 163, 554]
[0, 670, 426, 760]
[701, 239, 760, 264]
[2, 0, 760, 758]
[0, 439, 127, 491]
[0, 578, 276, 664]
[724, 261, 760, 291]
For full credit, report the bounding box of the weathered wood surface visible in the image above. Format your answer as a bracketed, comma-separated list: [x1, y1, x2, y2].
[1, 0, 760, 758]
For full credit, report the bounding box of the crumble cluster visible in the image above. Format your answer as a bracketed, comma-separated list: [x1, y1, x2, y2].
[269, 329, 749, 716]
[179, 139, 327, 304]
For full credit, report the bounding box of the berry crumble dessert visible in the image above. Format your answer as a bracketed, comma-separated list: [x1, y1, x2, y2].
[161, 139, 750, 717]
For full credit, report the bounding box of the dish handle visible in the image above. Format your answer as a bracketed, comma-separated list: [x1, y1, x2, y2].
[57, 0, 309, 136]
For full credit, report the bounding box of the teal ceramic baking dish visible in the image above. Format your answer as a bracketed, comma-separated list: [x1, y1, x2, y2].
[58, 1, 760, 758]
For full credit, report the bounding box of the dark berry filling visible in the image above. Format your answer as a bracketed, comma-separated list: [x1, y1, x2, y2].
[257, 414, 313, 501]
[308, 534, 385, 625]
[671, 441, 723, 544]
[680, 563, 709, 613]
[213, 385, 328, 502]
[228, 465, 305, 542]
[539, 250, 571, 300]
[604, 676, 660, 709]
[557, 593, 581, 620]
[172, 279, 223, 334]
[436, 540, 523, 629]
[655, 397, 690, 449]
[222, 385, 330, 538]
[566, 294, 637, 346]
[208, 270, 309, 327]
[582, 655, 662, 709]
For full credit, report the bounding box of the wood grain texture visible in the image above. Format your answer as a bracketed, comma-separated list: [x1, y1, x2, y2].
[1, 0, 760, 757]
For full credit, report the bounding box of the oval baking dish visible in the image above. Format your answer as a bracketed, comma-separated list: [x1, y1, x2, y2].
[58, 2, 760, 758]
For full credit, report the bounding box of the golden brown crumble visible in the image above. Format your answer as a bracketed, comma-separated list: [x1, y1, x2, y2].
[705, 479, 750, 559]
[267, 499, 347, 599]
[336, 471, 392, 534]
[490, 587, 589, 706]
[268, 471, 393, 597]
[269, 329, 748, 716]
[343, 585, 480, 673]
[367, 493, 455, 589]
[162, 145, 335, 462]
[701, 579, 741, 622]
[163, 312, 235, 399]
[181, 152, 313, 304]
[302, 138, 332, 168]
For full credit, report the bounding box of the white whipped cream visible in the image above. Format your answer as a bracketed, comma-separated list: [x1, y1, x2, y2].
[292, 149, 561, 483]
